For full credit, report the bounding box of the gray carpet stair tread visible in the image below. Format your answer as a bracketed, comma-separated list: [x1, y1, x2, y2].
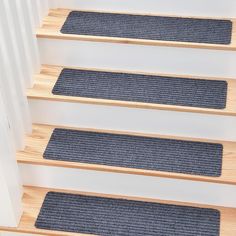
[52, 68, 227, 110]
[61, 11, 232, 45]
[43, 129, 223, 177]
[35, 191, 220, 236]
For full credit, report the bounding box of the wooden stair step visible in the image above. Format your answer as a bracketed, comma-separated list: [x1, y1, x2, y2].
[1, 186, 236, 235]
[17, 124, 236, 185]
[37, 9, 236, 51]
[28, 65, 236, 116]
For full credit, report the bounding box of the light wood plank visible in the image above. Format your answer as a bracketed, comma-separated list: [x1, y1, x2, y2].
[1, 186, 236, 235]
[37, 8, 236, 51]
[28, 64, 236, 116]
[17, 123, 236, 185]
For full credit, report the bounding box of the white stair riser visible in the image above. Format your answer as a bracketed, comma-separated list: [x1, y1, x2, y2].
[1, 233, 35, 236]
[49, 0, 236, 18]
[38, 38, 236, 79]
[19, 163, 236, 208]
[29, 99, 236, 142]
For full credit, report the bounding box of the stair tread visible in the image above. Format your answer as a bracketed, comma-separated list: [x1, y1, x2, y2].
[53, 68, 227, 109]
[36, 192, 220, 235]
[1, 186, 236, 235]
[17, 124, 236, 185]
[28, 65, 236, 116]
[37, 9, 236, 50]
[44, 128, 223, 177]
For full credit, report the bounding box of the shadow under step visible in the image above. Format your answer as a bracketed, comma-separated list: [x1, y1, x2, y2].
[28, 65, 236, 116]
[1, 186, 236, 235]
[37, 9, 236, 50]
[17, 124, 236, 185]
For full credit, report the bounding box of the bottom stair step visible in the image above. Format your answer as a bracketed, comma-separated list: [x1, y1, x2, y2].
[1, 187, 236, 235]
[36, 192, 220, 236]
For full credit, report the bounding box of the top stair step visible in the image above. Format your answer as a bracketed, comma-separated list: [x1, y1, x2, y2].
[37, 9, 236, 50]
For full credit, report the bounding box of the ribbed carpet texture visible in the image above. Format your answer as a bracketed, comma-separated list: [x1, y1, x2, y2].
[43, 129, 223, 177]
[52, 68, 227, 109]
[61, 11, 232, 45]
[35, 191, 220, 235]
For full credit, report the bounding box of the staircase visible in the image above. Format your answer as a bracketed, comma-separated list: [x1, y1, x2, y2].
[1, 1, 236, 235]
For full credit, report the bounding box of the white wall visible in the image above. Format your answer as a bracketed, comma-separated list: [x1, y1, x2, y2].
[0, 94, 23, 227]
[0, 0, 45, 228]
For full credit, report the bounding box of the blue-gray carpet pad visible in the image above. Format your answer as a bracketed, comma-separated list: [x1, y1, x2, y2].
[43, 129, 223, 177]
[52, 69, 227, 109]
[60, 11, 232, 45]
[35, 191, 220, 235]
